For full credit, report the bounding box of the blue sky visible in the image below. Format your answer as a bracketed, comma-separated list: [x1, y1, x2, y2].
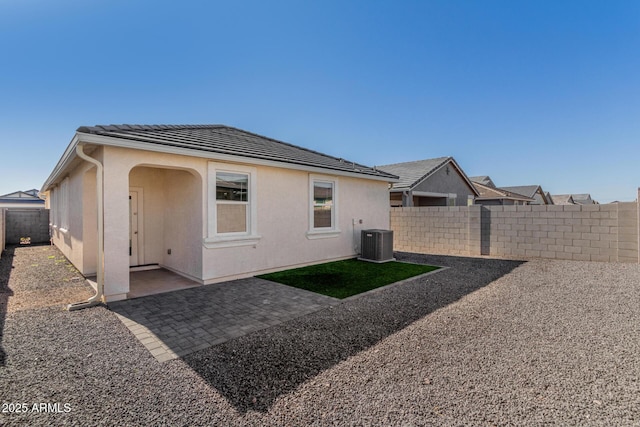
[1, 0, 638, 203]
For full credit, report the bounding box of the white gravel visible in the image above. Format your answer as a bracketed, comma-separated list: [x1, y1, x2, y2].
[2, 246, 640, 426]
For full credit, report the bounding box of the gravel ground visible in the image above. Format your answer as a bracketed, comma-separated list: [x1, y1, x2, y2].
[1, 245, 640, 426]
[0, 245, 92, 313]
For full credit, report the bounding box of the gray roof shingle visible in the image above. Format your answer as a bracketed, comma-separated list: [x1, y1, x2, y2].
[469, 176, 496, 188]
[550, 194, 575, 205]
[377, 157, 451, 190]
[500, 185, 540, 199]
[76, 124, 397, 180]
[473, 182, 534, 201]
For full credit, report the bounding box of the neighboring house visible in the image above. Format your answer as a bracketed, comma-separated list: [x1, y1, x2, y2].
[500, 185, 553, 205]
[0, 189, 45, 209]
[550, 193, 598, 205]
[571, 193, 597, 205]
[377, 157, 479, 207]
[41, 124, 397, 302]
[469, 176, 496, 188]
[472, 181, 534, 205]
[545, 192, 553, 205]
[550, 194, 576, 205]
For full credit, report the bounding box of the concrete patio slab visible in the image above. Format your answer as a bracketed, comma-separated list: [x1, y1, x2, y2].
[108, 277, 339, 361]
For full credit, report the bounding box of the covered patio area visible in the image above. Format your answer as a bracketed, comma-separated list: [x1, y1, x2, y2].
[128, 268, 202, 299]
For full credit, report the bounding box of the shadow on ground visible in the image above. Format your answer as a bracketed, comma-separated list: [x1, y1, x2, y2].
[183, 252, 525, 413]
[0, 246, 16, 366]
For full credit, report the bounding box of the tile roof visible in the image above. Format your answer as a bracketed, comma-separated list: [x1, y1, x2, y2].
[0, 190, 45, 205]
[570, 194, 596, 204]
[0, 190, 43, 200]
[469, 176, 496, 188]
[551, 194, 575, 205]
[377, 157, 451, 190]
[76, 124, 397, 180]
[500, 185, 540, 199]
[473, 182, 534, 201]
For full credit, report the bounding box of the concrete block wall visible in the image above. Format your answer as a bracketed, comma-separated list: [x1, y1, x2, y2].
[618, 201, 639, 263]
[5, 209, 51, 245]
[390, 206, 473, 256]
[391, 201, 639, 263]
[483, 204, 637, 262]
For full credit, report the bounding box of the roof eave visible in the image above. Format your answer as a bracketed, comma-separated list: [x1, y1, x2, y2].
[41, 133, 82, 192]
[44, 132, 399, 185]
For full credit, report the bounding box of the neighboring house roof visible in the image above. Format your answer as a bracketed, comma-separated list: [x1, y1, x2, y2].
[571, 193, 596, 204]
[550, 193, 597, 205]
[43, 124, 398, 190]
[0, 190, 44, 201]
[500, 185, 552, 204]
[473, 182, 535, 202]
[469, 176, 496, 188]
[0, 190, 45, 207]
[377, 156, 480, 196]
[500, 185, 540, 199]
[551, 194, 575, 205]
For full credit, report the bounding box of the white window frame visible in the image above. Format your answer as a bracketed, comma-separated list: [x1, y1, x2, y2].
[59, 177, 69, 232]
[50, 187, 58, 228]
[307, 174, 340, 239]
[205, 162, 260, 248]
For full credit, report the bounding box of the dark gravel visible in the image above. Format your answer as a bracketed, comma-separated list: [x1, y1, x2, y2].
[1, 246, 640, 426]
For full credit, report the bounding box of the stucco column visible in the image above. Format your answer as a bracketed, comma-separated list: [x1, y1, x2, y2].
[102, 150, 131, 301]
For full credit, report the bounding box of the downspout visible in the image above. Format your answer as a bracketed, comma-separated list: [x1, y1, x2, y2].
[68, 144, 105, 310]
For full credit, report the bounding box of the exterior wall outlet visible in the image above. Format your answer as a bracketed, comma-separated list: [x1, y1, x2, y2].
[167, 248, 171, 255]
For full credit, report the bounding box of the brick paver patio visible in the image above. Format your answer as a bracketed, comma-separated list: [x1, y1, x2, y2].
[109, 277, 338, 362]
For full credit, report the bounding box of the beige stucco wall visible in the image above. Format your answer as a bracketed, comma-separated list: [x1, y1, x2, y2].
[99, 147, 206, 300]
[49, 161, 96, 273]
[49, 144, 390, 300]
[201, 168, 390, 282]
[81, 167, 98, 275]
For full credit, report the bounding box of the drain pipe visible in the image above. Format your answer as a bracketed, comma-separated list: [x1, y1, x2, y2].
[68, 144, 104, 310]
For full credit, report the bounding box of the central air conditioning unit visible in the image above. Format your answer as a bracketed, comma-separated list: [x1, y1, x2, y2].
[358, 229, 395, 263]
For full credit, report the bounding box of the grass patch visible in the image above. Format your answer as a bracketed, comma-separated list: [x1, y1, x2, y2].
[257, 258, 439, 299]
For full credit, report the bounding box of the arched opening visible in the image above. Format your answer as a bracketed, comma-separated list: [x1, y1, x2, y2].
[128, 165, 203, 298]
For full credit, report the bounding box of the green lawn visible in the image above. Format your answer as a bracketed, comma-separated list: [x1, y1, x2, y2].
[257, 258, 439, 299]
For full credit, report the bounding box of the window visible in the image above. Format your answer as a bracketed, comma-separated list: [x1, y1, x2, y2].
[216, 172, 249, 233]
[313, 181, 333, 228]
[206, 162, 259, 248]
[59, 178, 69, 231]
[50, 178, 69, 231]
[50, 187, 58, 227]
[307, 175, 340, 239]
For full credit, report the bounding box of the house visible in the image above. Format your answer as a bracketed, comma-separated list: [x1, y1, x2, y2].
[570, 193, 597, 205]
[550, 193, 598, 205]
[469, 176, 496, 188]
[550, 194, 576, 205]
[41, 124, 397, 303]
[0, 189, 45, 209]
[377, 157, 479, 207]
[472, 181, 535, 205]
[499, 185, 553, 205]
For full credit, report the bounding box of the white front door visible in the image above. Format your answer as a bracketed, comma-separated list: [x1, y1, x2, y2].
[129, 190, 141, 266]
